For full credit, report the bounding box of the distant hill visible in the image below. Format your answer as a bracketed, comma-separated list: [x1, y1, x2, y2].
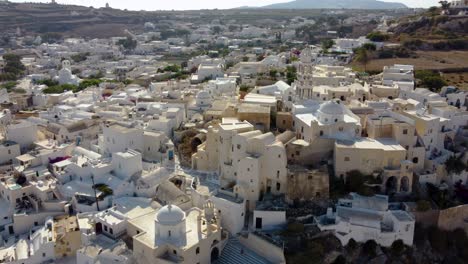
[259, 0, 407, 9]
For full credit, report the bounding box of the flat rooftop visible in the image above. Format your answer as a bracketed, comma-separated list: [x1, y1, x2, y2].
[336, 138, 405, 151]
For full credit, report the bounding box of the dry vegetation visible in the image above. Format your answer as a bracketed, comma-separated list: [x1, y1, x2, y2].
[352, 50, 468, 72]
[443, 72, 468, 91]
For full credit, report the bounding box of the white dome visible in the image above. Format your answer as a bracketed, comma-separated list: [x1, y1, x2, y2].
[155, 204, 185, 225]
[318, 101, 346, 116]
[196, 91, 210, 99]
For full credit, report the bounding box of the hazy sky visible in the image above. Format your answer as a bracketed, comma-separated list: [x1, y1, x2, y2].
[10, 0, 442, 10]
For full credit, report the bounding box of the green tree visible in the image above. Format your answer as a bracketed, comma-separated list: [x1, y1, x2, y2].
[212, 26, 222, 35]
[415, 70, 447, 92]
[286, 66, 297, 85]
[117, 36, 137, 50]
[355, 48, 370, 72]
[321, 39, 335, 53]
[439, 1, 450, 10]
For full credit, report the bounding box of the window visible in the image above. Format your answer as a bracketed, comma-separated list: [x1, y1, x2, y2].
[173, 250, 177, 255]
[237, 144, 241, 150]
[42, 253, 46, 257]
[104, 226, 108, 232]
[413, 157, 419, 164]
[168, 230, 171, 237]
[278, 154, 281, 158]
[109, 228, 113, 235]
[403, 129, 408, 135]
[277, 170, 280, 178]
[301, 127, 304, 133]
[196, 247, 200, 255]
[276, 182, 281, 191]
[335, 119, 338, 123]
[320, 131, 324, 136]
[344, 157, 350, 162]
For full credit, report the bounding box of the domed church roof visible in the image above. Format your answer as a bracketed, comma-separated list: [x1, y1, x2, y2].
[155, 204, 186, 225]
[318, 101, 346, 116]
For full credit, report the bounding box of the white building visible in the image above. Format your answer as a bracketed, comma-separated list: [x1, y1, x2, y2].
[293, 100, 362, 142]
[130, 202, 226, 264]
[316, 193, 415, 247]
[6, 121, 38, 152]
[383, 64, 414, 90]
[54, 60, 81, 86]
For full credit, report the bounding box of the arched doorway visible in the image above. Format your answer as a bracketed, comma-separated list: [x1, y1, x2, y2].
[211, 247, 219, 262]
[400, 176, 410, 192]
[385, 176, 398, 194]
[95, 222, 102, 234]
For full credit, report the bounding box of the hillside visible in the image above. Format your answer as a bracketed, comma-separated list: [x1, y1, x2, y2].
[261, 0, 407, 9]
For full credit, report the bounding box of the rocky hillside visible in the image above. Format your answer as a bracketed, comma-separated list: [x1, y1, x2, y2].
[262, 0, 407, 9]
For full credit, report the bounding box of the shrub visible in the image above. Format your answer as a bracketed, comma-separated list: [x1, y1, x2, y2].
[332, 255, 346, 264]
[347, 238, 358, 252]
[391, 239, 405, 255]
[428, 226, 449, 253]
[366, 32, 390, 42]
[362, 240, 377, 257]
[286, 222, 305, 234]
[416, 200, 431, 212]
[415, 70, 447, 92]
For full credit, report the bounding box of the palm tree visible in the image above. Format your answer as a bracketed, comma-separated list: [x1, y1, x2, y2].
[355, 48, 369, 72]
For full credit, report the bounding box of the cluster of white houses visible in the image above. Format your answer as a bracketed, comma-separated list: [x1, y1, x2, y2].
[0, 17, 467, 263]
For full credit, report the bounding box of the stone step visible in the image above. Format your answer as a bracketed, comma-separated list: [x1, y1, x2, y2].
[215, 237, 271, 264]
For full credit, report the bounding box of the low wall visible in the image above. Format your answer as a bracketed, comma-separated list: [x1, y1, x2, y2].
[239, 233, 285, 264]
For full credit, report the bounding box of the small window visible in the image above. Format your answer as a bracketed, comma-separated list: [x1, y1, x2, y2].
[319, 131, 324, 136]
[173, 250, 177, 254]
[196, 247, 200, 254]
[237, 144, 241, 150]
[277, 170, 280, 178]
[344, 157, 350, 162]
[168, 230, 171, 237]
[413, 157, 418, 164]
[276, 182, 281, 191]
[43, 253, 46, 257]
[403, 129, 408, 135]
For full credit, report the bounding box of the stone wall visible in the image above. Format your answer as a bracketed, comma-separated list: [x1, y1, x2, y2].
[286, 165, 329, 202]
[413, 205, 468, 235]
[437, 204, 468, 234]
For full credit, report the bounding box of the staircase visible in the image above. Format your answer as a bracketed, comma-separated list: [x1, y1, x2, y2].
[215, 237, 271, 264]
